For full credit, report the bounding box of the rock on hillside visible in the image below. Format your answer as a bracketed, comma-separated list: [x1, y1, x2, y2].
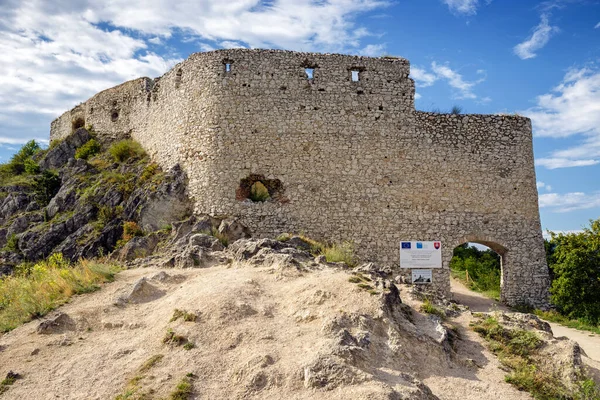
[0, 238, 591, 399]
[0, 129, 192, 275]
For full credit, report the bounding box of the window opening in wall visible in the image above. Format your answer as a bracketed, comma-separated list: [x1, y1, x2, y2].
[111, 111, 119, 122]
[351, 70, 360, 82]
[305, 68, 314, 80]
[237, 174, 285, 203]
[225, 63, 232, 72]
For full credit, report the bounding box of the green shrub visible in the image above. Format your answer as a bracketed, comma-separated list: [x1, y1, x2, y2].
[23, 158, 40, 174]
[109, 140, 146, 162]
[2, 234, 19, 253]
[170, 309, 197, 322]
[75, 139, 101, 160]
[323, 241, 356, 266]
[169, 376, 193, 400]
[122, 221, 144, 242]
[249, 181, 270, 202]
[32, 169, 61, 205]
[546, 220, 600, 325]
[420, 299, 446, 319]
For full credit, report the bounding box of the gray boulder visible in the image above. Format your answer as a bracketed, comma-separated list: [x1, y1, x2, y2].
[39, 128, 92, 170]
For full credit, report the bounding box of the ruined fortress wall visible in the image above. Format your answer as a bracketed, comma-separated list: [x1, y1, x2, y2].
[49, 49, 549, 307]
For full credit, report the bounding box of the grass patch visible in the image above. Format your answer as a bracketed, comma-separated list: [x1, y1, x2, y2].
[0, 257, 120, 332]
[277, 233, 357, 267]
[115, 354, 163, 399]
[163, 328, 193, 348]
[168, 376, 193, 400]
[202, 227, 229, 247]
[420, 299, 446, 319]
[138, 354, 164, 374]
[109, 140, 146, 163]
[471, 316, 600, 399]
[534, 310, 600, 335]
[2, 234, 19, 253]
[170, 309, 197, 322]
[75, 139, 101, 160]
[0, 372, 20, 395]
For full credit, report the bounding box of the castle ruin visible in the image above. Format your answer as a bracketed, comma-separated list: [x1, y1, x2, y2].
[49, 49, 550, 307]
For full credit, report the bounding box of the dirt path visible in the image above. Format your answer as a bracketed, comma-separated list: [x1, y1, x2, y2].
[451, 278, 600, 362]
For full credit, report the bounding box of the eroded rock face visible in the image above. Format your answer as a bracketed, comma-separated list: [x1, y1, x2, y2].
[36, 312, 76, 335]
[115, 278, 166, 306]
[39, 128, 91, 170]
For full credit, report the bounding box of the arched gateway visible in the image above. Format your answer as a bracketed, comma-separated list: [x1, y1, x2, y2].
[49, 49, 550, 308]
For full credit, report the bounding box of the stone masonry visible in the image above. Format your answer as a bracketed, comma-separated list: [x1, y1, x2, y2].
[49, 49, 550, 307]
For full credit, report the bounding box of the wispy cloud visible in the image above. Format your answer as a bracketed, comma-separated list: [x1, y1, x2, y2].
[536, 181, 552, 191]
[514, 14, 559, 59]
[539, 192, 600, 212]
[525, 66, 600, 169]
[411, 66, 438, 87]
[360, 43, 386, 56]
[441, 0, 480, 15]
[542, 230, 583, 239]
[595, 22, 600, 29]
[431, 62, 485, 99]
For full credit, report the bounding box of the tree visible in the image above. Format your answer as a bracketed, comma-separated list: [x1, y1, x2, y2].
[548, 219, 600, 324]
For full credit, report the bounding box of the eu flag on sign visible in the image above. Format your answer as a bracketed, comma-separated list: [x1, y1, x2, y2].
[401, 242, 411, 249]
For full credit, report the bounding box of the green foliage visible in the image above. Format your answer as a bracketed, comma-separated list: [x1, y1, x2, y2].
[323, 241, 356, 266]
[169, 377, 193, 400]
[450, 244, 501, 300]
[32, 169, 61, 205]
[109, 140, 146, 163]
[2, 234, 19, 253]
[138, 354, 164, 374]
[249, 181, 270, 202]
[163, 328, 190, 347]
[0, 258, 120, 332]
[202, 227, 229, 247]
[170, 309, 197, 322]
[420, 299, 446, 319]
[0, 140, 42, 186]
[75, 139, 101, 160]
[122, 221, 144, 242]
[547, 220, 600, 326]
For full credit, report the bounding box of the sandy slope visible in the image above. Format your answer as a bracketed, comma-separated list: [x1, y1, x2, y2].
[0, 262, 544, 400]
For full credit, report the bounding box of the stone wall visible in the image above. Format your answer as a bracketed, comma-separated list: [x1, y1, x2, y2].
[49, 49, 550, 307]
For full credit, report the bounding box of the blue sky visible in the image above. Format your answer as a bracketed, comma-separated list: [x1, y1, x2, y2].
[0, 0, 599, 234]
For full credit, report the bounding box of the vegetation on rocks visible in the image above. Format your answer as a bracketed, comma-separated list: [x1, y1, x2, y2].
[75, 138, 101, 160]
[472, 315, 599, 400]
[277, 233, 357, 266]
[109, 140, 146, 163]
[0, 254, 119, 332]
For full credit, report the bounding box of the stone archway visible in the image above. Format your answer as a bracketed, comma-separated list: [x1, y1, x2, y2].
[452, 235, 509, 303]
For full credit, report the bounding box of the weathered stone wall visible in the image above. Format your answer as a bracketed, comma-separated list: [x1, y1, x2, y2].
[49, 49, 550, 307]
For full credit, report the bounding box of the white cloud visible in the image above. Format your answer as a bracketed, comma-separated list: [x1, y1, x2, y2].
[220, 41, 246, 49]
[360, 44, 386, 57]
[0, 0, 389, 147]
[514, 14, 559, 59]
[536, 181, 552, 191]
[411, 66, 438, 87]
[539, 192, 600, 212]
[524, 67, 600, 169]
[414, 93, 422, 100]
[431, 62, 484, 99]
[542, 230, 583, 239]
[441, 0, 479, 15]
[595, 22, 600, 29]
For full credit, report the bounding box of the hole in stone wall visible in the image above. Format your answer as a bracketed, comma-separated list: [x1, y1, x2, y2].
[351, 70, 360, 82]
[237, 174, 284, 203]
[111, 111, 119, 122]
[71, 117, 85, 132]
[224, 62, 232, 73]
[305, 68, 315, 80]
[175, 68, 182, 88]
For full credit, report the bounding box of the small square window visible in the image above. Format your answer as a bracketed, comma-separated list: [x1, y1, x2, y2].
[225, 63, 232, 72]
[305, 68, 314, 80]
[351, 70, 360, 82]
